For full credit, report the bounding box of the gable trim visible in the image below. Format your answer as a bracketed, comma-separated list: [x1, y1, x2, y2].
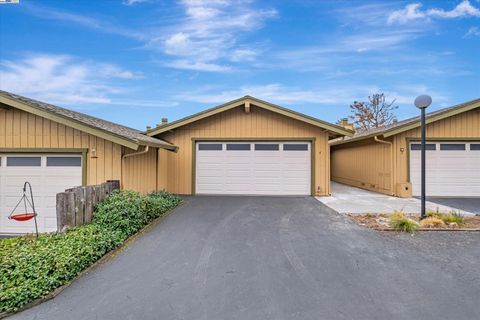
[146, 96, 353, 137]
[1, 95, 140, 150]
[383, 100, 480, 137]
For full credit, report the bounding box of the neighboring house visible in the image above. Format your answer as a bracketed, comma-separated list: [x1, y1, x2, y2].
[147, 96, 353, 196]
[0, 90, 175, 234]
[331, 98, 480, 198]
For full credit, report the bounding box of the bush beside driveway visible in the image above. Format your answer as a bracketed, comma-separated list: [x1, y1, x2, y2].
[0, 191, 181, 314]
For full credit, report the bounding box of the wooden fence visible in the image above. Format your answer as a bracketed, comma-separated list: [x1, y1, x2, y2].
[56, 180, 120, 232]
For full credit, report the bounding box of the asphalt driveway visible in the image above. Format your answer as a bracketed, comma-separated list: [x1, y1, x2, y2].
[427, 197, 480, 214]
[10, 196, 480, 320]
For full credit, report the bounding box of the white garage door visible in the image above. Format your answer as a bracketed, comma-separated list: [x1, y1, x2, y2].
[409, 142, 480, 197]
[195, 141, 311, 195]
[0, 154, 82, 234]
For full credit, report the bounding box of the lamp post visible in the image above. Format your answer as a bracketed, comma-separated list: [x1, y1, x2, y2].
[414, 95, 432, 219]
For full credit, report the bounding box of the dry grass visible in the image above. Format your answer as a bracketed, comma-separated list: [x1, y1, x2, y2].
[389, 212, 419, 233]
[419, 216, 445, 228]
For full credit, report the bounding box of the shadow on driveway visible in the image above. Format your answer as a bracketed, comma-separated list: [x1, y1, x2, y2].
[9, 196, 480, 320]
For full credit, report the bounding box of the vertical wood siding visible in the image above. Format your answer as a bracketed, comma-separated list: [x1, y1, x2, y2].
[122, 147, 158, 194]
[0, 107, 122, 185]
[393, 108, 480, 187]
[158, 105, 331, 195]
[331, 108, 480, 196]
[331, 138, 392, 194]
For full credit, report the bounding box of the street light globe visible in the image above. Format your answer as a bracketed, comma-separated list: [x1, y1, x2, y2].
[414, 95, 432, 109]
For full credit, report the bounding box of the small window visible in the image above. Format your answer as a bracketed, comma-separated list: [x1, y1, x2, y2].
[410, 144, 436, 151]
[47, 157, 82, 167]
[7, 156, 41, 167]
[198, 144, 222, 151]
[440, 144, 465, 151]
[255, 144, 279, 151]
[226, 144, 250, 151]
[470, 144, 480, 151]
[283, 144, 308, 151]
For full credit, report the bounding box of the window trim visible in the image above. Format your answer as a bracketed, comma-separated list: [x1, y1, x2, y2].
[254, 143, 280, 151]
[439, 143, 466, 151]
[226, 143, 251, 151]
[410, 143, 436, 151]
[469, 143, 480, 151]
[283, 143, 309, 151]
[198, 143, 223, 151]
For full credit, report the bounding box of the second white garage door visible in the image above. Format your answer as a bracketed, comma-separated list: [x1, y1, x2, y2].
[196, 141, 311, 195]
[409, 141, 480, 197]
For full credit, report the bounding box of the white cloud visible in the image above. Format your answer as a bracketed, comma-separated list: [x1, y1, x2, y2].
[464, 26, 480, 37]
[388, 1, 480, 24]
[149, 0, 277, 71]
[0, 54, 140, 105]
[174, 83, 449, 111]
[123, 0, 150, 5]
[24, 3, 145, 40]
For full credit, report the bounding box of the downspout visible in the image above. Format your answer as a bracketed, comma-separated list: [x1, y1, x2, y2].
[121, 146, 149, 189]
[374, 136, 394, 196]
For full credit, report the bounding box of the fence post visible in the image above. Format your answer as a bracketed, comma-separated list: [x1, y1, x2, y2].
[74, 187, 85, 226]
[56, 192, 68, 232]
[84, 186, 94, 223]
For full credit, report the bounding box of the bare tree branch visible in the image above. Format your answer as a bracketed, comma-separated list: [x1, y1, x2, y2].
[347, 93, 398, 130]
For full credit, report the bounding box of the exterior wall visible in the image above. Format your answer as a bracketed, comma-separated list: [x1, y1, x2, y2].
[122, 147, 158, 194]
[331, 107, 480, 197]
[393, 108, 480, 190]
[331, 138, 393, 195]
[157, 105, 331, 195]
[157, 148, 169, 191]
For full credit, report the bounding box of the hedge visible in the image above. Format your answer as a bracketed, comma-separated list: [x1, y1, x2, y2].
[0, 190, 181, 313]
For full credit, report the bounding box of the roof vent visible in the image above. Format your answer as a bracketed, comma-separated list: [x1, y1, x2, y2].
[339, 118, 355, 131]
[146, 126, 151, 130]
[161, 118, 168, 125]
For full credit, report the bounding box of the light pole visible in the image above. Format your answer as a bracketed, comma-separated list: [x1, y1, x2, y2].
[414, 95, 432, 219]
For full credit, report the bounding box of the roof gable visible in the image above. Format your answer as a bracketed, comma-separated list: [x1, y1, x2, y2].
[146, 96, 353, 137]
[332, 98, 480, 145]
[0, 91, 176, 151]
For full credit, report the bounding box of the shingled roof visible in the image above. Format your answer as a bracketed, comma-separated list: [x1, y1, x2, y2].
[332, 98, 480, 145]
[0, 90, 176, 151]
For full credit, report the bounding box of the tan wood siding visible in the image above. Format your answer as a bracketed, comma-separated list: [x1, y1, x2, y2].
[158, 105, 330, 195]
[122, 147, 158, 194]
[331, 138, 392, 194]
[0, 107, 122, 186]
[332, 107, 480, 197]
[393, 108, 480, 189]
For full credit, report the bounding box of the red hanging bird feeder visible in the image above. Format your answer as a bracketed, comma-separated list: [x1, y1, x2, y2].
[8, 181, 39, 238]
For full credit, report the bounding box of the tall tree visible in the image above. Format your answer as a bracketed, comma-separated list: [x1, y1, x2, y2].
[348, 93, 398, 130]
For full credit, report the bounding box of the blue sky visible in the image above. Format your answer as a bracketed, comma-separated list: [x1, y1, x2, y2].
[0, 0, 479, 130]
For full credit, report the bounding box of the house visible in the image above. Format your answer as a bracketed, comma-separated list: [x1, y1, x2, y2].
[0, 90, 176, 234]
[1, 92, 352, 234]
[146, 96, 353, 196]
[331, 98, 480, 198]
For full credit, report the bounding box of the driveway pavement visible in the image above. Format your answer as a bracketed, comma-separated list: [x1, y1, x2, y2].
[318, 182, 475, 215]
[426, 197, 480, 215]
[10, 196, 480, 320]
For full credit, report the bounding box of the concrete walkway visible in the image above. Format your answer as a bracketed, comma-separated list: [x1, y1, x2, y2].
[317, 182, 474, 215]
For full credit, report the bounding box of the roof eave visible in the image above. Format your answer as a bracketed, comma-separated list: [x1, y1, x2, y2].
[147, 96, 354, 137]
[383, 100, 480, 137]
[1, 95, 139, 151]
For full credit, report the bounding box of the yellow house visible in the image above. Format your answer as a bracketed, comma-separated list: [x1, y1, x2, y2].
[147, 96, 353, 196]
[331, 98, 480, 198]
[1, 91, 352, 234]
[0, 90, 175, 234]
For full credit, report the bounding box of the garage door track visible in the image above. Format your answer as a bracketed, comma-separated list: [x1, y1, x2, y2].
[10, 196, 480, 320]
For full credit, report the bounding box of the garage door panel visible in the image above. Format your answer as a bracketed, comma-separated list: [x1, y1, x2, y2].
[1, 154, 82, 234]
[410, 142, 480, 197]
[196, 142, 311, 195]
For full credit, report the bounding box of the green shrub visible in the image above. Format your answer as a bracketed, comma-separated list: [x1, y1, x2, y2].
[0, 190, 181, 313]
[389, 212, 419, 233]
